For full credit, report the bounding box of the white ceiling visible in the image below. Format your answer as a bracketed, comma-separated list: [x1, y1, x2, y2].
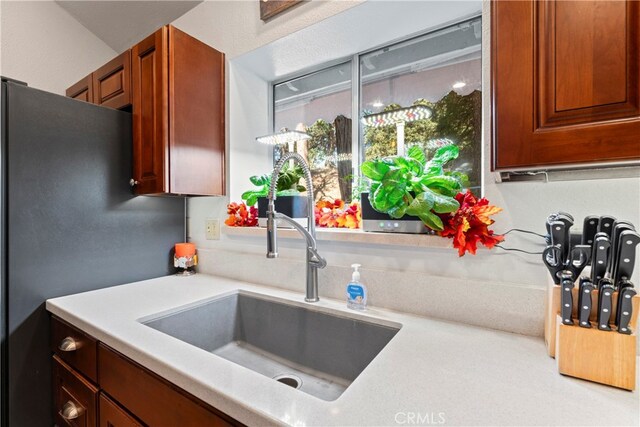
[56, 0, 202, 53]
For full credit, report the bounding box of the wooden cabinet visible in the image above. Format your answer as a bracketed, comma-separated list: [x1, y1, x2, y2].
[492, 0, 640, 170]
[98, 394, 141, 427]
[92, 51, 131, 110]
[50, 316, 241, 426]
[53, 356, 98, 427]
[66, 74, 94, 103]
[98, 344, 235, 426]
[131, 25, 225, 196]
[65, 25, 225, 196]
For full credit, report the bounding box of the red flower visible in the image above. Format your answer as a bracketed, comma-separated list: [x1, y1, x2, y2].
[439, 190, 503, 256]
[225, 202, 258, 227]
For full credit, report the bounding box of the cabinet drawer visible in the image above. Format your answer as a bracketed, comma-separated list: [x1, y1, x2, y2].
[53, 355, 98, 427]
[51, 316, 98, 382]
[93, 50, 131, 109]
[99, 393, 142, 427]
[98, 344, 239, 426]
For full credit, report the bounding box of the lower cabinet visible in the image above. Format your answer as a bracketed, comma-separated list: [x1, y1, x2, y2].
[99, 393, 141, 427]
[51, 316, 241, 427]
[53, 355, 98, 427]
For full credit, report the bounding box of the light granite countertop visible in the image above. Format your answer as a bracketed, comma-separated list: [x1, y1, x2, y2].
[46, 274, 639, 426]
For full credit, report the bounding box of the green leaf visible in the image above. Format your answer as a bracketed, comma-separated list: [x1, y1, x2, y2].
[407, 145, 427, 165]
[249, 174, 269, 187]
[429, 144, 459, 167]
[422, 188, 460, 213]
[422, 164, 444, 178]
[405, 192, 435, 217]
[421, 175, 462, 191]
[388, 204, 407, 219]
[296, 185, 306, 192]
[372, 181, 406, 212]
[241, 190, 263, 207]
[418, 210, 444, 231]
[429, 185, 459, 197]
[361, 161, 390, 181]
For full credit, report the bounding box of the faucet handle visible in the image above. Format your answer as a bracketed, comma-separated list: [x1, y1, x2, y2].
[308, 247, 327, 269]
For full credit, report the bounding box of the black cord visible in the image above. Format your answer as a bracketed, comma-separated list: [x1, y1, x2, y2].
[495, 244, 544, 255]
[500, 228, 547, 239]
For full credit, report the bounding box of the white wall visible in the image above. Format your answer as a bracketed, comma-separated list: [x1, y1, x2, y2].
[182, 0, 640, 338]
[0, 0, 117, 95]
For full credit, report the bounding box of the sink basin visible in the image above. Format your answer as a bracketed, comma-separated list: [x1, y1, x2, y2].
[141, 292, 401, 401]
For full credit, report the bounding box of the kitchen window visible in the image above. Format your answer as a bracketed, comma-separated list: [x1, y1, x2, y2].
[272, 16, 482, 202]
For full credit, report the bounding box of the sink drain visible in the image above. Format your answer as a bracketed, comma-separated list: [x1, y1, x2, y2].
[273, 374, 302, 389]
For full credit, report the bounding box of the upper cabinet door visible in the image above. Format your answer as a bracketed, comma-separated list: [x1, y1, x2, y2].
[168, 26, 225, 196]
[492, 0, 640, 170]
[66, 74, 94, 103]
[93, 50, 131, 110]
[131, 27, 169, 195]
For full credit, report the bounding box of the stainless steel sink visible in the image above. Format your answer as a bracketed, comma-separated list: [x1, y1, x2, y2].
[141, 292, 401, 401]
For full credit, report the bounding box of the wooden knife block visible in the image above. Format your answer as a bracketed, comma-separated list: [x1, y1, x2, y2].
[544, 278, 639, 390]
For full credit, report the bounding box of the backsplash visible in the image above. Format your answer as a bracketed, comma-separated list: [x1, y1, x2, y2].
[196, 247, 544, 337]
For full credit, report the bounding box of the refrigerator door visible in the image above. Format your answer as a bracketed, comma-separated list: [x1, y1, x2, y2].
[3, 82, 185, 426]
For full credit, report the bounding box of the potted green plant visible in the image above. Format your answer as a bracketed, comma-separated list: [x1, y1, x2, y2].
[241, 162, 309, 222]
[360, 144, 465, 231]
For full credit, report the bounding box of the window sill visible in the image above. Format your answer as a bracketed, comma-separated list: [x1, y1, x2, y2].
[222, 225, 453, 249]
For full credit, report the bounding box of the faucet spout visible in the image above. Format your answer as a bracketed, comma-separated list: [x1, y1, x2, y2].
[266, 152, 325, 302]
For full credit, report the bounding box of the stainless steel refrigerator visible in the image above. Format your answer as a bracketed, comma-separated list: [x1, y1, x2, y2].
[0, 78, 186, 426]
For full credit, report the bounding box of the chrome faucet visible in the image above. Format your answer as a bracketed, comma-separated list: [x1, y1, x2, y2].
[266, 152, 327, 302]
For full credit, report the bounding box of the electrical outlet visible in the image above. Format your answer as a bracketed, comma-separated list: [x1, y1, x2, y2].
[205, 219, 220, 240]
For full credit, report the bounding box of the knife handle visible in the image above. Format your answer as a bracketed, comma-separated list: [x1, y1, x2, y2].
[616, 287, 636, 335]
[550, 221, 566, 266]
[560, 273, 575, 325]
[597, 283, 615, 331]
[598, 216, 616, 238]
[582, 216, 599, 246]
[578, 279, 594, 328]
[590, 238, 610, 284]
[613, 231, 640, 286]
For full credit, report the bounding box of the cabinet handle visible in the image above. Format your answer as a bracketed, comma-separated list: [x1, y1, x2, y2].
[129, 179, 139, 187]
[58, 337, 78, 352]
[60, 400, 81, 420]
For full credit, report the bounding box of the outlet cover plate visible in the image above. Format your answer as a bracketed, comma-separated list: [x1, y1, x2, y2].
[206, 219, 220, 240]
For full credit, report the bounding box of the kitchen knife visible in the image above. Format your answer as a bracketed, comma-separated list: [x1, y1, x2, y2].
[597, 278, 615, 331]
[590, 236, 610, 284]
[549, 221, 566, 266]
[612, 230, 640, 287]
[598, 215, 616, 239]
[577, 277, 594, 328]
[616, 285, 636, 335]
[556, 215, 574, 264]
[581, 216, 600, 249]
[560, 270, 575, 325]
[609, 222, 635, 278]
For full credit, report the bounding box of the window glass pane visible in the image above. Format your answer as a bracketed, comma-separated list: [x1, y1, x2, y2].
[360, 17, 482, 193]
[274, 62, 353, 202]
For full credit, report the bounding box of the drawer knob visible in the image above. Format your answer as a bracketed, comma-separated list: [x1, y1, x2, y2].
[59, 337, 78, 352]
[60, 400, 81, 420]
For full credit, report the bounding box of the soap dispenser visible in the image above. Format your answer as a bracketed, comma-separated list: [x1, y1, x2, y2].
[347, 264, 367, 310]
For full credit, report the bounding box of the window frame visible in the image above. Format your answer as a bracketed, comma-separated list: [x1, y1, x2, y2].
[269, 14, 483, 191]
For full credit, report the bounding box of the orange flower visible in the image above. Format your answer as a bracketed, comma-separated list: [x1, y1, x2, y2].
[440, 190, 503, 256]
[315, 199, 361, 229]
[225, 202, 258, 227]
